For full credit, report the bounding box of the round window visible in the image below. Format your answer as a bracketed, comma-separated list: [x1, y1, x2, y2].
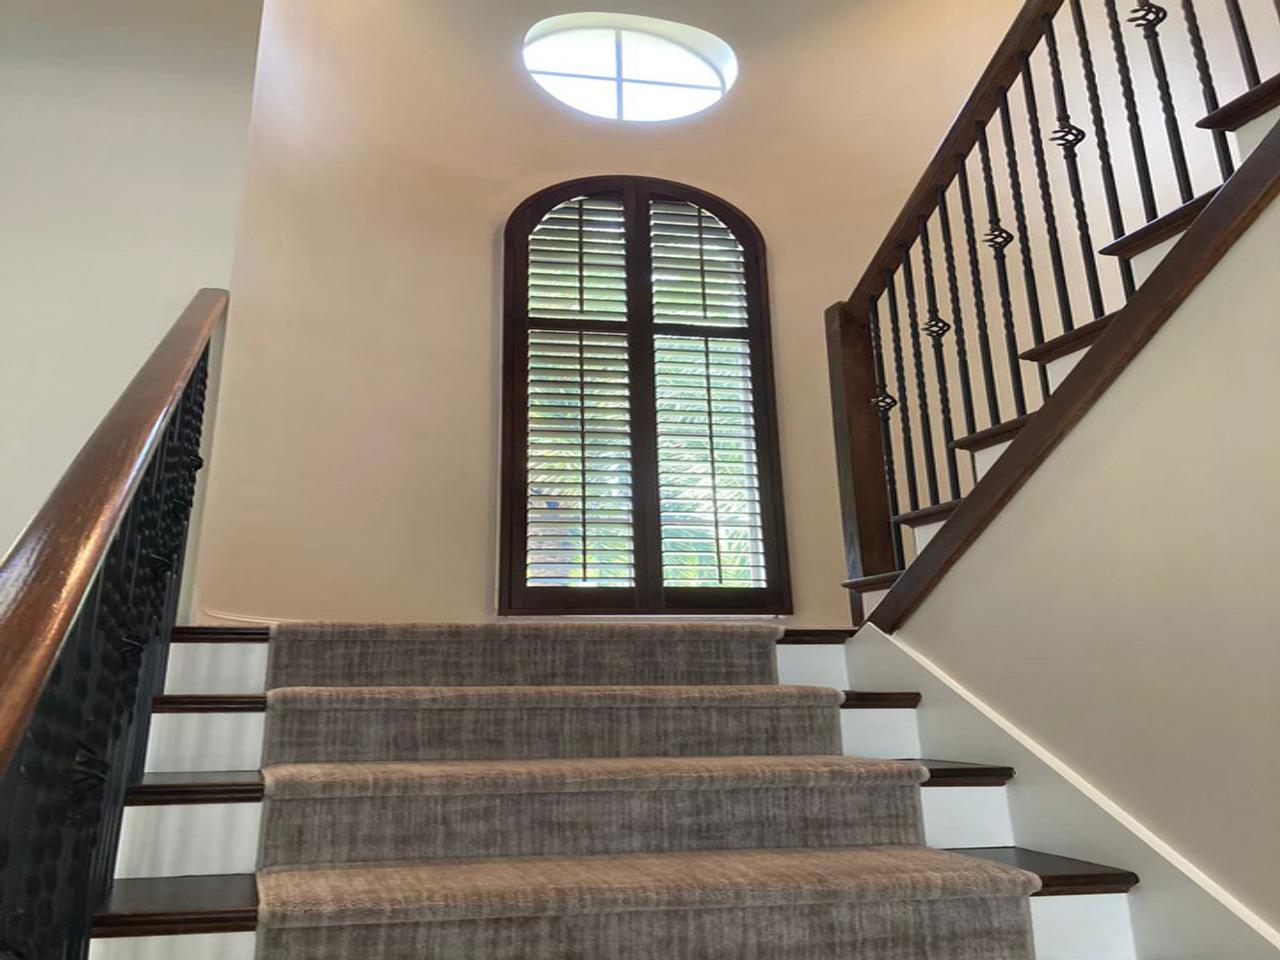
[523, 14, 738, 122]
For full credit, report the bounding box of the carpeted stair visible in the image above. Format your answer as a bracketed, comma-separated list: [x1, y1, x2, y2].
[256, 622, 1039, 959]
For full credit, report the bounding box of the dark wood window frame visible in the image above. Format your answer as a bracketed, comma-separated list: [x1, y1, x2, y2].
[499, 175, 791, 615]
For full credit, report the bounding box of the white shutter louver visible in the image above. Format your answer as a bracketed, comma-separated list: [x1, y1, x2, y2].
[528, 197, 628, 323]
[525, 330, 635, 587]
[649, 200, 748, 328]
[654, 335, 766, 587]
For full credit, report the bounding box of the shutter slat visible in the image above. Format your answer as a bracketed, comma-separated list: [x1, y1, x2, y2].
[649, 200, 749, 329]
[524, 264, 636, 591]
[529, 197, 628, 325]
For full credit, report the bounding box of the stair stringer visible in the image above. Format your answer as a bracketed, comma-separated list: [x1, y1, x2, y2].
[848, 625, 1279, 959]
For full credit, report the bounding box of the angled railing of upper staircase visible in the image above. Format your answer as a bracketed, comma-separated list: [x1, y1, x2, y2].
[827, 0, 1280, 623]
[0, 289, 226, 958]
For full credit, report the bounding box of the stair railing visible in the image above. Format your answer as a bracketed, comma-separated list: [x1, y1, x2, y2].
[828, 0, 1280, 611]
[0, 288, 227, 959]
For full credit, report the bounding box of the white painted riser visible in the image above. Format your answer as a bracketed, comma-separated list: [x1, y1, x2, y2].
[88, 894, 1134, 960]
[163, 642, 852, 694]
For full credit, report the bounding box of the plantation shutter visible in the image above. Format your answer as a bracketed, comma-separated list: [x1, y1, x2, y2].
[502, 177, 789, 615]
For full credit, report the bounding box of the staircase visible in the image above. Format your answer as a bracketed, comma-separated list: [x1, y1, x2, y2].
[87, 624, 1139, 960]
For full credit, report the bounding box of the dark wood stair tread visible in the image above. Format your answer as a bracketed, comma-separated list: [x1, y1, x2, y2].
[122, 758, 1011, 806]
[93, 845, 1134, 935]
[153, 694, 267, 712]
[842, 690, 921, 709]
[918, 759, 1014, 787]
[892, 500, 961, 528]
[1198, 73, 1280, 131]
[1020, 313, 1115, 365]
[126, 770, 265, 805]
[841, 571, 903, 592]
[1098, 189, 1217, 259]
[172, 626, 858, 646]
[951, 415, 1031, 453]
[152, 691, 921, 714]
[955, 847, 1139, 896]
[92, 873, 259, 937]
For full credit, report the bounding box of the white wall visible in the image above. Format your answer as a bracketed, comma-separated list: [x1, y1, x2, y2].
[892, 193, 1280, 942]
[192, 0, 1024, 626]
[0, 0, 262, 552]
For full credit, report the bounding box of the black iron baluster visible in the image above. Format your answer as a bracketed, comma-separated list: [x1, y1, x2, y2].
[1105, 0, 1160, 220]
[997, 93, 1050, 401]
[899, 248, 940, 505]
[1223, 0, 1262, 87]
[1129, 1, 1195, 203]
[1069, 0, 1136, 296]
[956, 155, 1003, 425]
[1042, 17, 1108, 321]
[977, 120, 1028, 417]
[1181, 0, 1235, 180]
[867, 301, 906, 568]
[935, 183, 979, 437]
[917, 216, 962, 500]
[1018, 49, 1076, 336]
[883, 277, 920, 512]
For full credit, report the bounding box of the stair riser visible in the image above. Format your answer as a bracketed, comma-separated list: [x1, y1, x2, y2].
[1233, 104, 1280, 163]
[144, 704, 920, 771]
[264, 705, 842, 763]
[163, 643, 849, 694]
[114, 785, 1013, 878]
[905, 519, 945, 558]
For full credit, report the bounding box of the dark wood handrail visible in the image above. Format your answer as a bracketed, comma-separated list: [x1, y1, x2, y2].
[869, 120, 1280, 631]
[845, 0, 1064, 319]
[0, 288, 228, 774]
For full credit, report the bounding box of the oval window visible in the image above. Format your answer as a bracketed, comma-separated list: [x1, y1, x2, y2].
[523, 14, 738, 122]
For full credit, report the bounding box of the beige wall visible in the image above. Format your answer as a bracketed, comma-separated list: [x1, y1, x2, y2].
[0, 0, 262, 552]
[193, 0, 1023, 625]
[898, 195, 1280, 938]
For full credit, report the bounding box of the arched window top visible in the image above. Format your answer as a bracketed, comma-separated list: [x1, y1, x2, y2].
[500, 177, 789, 615]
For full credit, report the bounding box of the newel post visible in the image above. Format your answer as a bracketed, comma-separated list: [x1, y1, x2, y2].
[824, 301, 897, 620]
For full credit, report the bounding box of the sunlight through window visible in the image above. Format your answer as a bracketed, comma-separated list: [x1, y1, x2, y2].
[523, 15, 738, 122]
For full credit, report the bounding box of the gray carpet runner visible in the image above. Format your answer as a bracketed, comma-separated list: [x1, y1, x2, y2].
[256, 622, 1039, 959]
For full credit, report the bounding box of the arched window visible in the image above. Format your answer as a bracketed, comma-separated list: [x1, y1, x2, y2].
[500, 176, 790, 615]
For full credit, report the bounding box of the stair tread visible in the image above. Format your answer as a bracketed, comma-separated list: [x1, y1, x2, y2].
[1098, 188, 1217, 258]
[257, 846, 1041, 927]
[261, 756, 926, 799]
[892, 499, 962, 527]
[126, 758, 1010, 805]
[951, 415, 1031, 453]
[1197, 73, 1280, 131]
[269, 684, 843, 711]
[1019, 313, 1115, 365]
[94, 845, 1135, 936]
[170, 626, 856, 646]
[151, 689, 905, 713]
[955, 848, 1139, 895]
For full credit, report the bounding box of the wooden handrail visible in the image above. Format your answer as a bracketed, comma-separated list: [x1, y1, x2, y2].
[869, 119, 1280, 631]
[0, 288, 228, 774]
[845, 0, 1064, 319]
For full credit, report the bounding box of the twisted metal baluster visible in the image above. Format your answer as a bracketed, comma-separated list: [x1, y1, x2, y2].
[917, 216, 962, 500]
[956, 154, 1003, 424]
[900, 248, 940, 505]
[935, 183, 978, 436]
[883, 275, 920, 511]
[1018, 49, 1076, 335]
[868, 301, 906, 568]
[1223, 0, 1262, 87]
[977, 120, 1028, 417]
[1181, 0, 1234, 180]
[1105, 0, 1159, 220]
[997, 92, 1050, 402]
[1043, 16, 1108, 321]
[1129, 1, 1194, 203]
[1069, 0, 1136, 296]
